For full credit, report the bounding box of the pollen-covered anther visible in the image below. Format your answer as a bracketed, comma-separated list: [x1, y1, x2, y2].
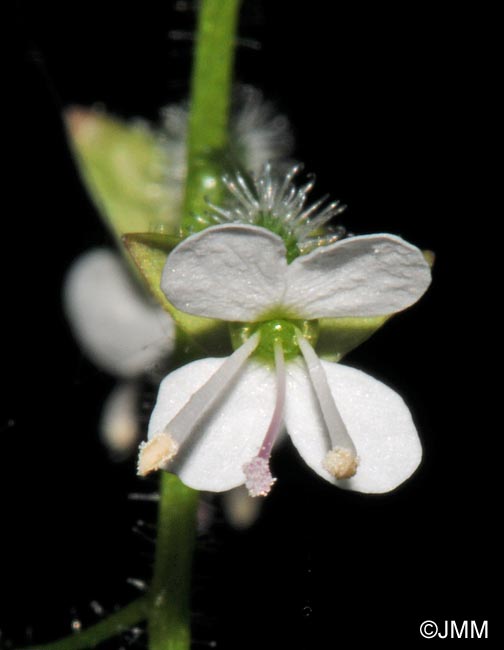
[137, 433, 179, 476]
[243, 456, 277, 497]
[322, 447, 359, 479]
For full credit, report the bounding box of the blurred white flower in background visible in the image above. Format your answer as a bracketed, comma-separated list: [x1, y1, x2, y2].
[63, 248, 175, 456]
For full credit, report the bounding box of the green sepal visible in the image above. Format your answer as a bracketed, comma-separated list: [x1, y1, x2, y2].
[123, 233, 229, 352]
[317, 315, 390, 362]
[64, 107, 181, 242]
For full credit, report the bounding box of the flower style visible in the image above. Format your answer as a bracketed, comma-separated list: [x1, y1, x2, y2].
[64, 248, 175, 454]
[138, 224, 431, 495]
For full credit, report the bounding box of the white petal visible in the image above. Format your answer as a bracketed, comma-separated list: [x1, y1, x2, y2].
[63, 248, 175, 378]
[284, 234, 431, 318]
[148, 358, 276, 491]
[285, 359, 422, 493]
[100, 382, 140, 456]
[161, 224, 288, 321]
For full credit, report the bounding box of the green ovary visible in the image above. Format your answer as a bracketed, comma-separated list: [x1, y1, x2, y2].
[230, 319, 319, 362]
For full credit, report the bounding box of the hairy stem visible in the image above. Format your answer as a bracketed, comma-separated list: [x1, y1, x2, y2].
[181, 0, 242, 230]
[149, 3, 241, 647]
[18, 597, 149, 650]
[147, 474, 199, 650]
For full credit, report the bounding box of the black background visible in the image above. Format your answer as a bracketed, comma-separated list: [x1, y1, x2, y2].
[4, 2, 496, 648]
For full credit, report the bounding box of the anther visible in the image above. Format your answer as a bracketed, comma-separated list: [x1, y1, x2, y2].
[323, 447, 359, 479]
[137, 433, 179, 476]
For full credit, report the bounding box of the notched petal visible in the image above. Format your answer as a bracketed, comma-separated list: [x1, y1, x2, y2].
[284, 233, 432, 319]
[161, 224, 289, 321]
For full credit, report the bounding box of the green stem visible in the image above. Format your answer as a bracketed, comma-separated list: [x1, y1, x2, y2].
[181, 0, 242, 231]
[147, 474, 199, 650]
[148, 5, 241, 648]
[18, 597, 149, 650]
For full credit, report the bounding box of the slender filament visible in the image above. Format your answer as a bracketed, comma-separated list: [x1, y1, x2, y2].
[165, 331, 260, 444]
[297, 334, 355, 452]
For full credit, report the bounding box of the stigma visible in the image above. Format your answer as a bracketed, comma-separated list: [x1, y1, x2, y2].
[242, 341, 286, 497]
[243, 457, 277, 497]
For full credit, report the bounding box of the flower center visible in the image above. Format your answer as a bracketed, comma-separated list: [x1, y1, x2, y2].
[229, 319, 319, 362]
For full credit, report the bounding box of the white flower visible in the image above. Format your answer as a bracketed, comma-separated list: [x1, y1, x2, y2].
[138, 224, 431, 495]
[64, 248, 175, 454]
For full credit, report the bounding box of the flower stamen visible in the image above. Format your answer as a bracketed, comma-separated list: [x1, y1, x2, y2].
[243, 341, 286, 496]
[138, 332, 261, 476]
[296, 333, 359, 480]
